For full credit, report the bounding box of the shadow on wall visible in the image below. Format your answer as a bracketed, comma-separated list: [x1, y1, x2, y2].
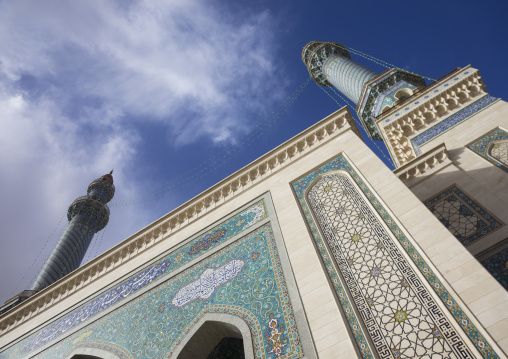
[405, 154, 508, 289]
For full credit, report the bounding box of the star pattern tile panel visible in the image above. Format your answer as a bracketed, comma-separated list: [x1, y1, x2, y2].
[308, 174, 468, 359]
[292, 154, 501, 359]
[425, 186, 502, 246]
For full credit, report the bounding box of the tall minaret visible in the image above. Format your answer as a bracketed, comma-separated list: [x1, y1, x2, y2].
[303, 41, 426, 140]
[31, 171, 115, 291]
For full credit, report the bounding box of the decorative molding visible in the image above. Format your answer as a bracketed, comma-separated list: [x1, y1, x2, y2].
[393, 143, 450, 186]
[378, 66, 488, 167]
[0, 107, 359, 337]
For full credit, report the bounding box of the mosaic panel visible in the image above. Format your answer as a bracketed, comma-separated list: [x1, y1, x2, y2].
[467, 128, 508, 173]
[292, 154, 500, 359]
[0, 200, 268, 359]
[411, 95, 499, 154]
[310, 173, 471, 358]
[1, 223, 303, 359]
[480, 247, 508, 290]
[372, 81, 417, 117]
[424, 186, 502, 246]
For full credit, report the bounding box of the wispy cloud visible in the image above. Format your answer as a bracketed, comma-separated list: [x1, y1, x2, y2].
[0, 0, 283, 301]
[0, 0, 281, 144]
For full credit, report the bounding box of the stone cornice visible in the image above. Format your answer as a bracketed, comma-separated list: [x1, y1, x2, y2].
[377, 66, 486, 167]
[393, 143, 450, 187]
[0, 107, 360, 337]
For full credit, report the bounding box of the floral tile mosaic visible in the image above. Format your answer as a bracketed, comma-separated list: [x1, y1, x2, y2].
[411, 95, 499, 155]
[424, 186, 503, 246]
[1, 223, 304, 359]
[291, 154, 500, 359]
[467, 128, 508, 173]
[0, 200, 268, 359]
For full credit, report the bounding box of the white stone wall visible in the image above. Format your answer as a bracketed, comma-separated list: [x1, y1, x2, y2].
[1, 108, 507, 358]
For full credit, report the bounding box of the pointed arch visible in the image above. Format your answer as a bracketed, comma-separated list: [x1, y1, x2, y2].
[394, 87, 413, 101]
[488, 139, 508, 166]
[168, 313, 254, 359]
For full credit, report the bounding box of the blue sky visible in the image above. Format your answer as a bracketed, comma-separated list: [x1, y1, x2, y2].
[1, 0, 507, 303]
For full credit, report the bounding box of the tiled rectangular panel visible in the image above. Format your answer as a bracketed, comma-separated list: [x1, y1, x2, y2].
[424, 185, 502, 246]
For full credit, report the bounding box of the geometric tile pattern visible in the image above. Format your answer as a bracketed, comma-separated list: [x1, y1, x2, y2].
[467, 128, 508, 173]
[412, 95, 499, 155]
[292, 154, 500, 359]
[425, 186, 502, 246]
[2, 223, 304, 359]
[0, 200, 271, 359]
[481, 247, 508, 291]
[308, 173, 470, 359]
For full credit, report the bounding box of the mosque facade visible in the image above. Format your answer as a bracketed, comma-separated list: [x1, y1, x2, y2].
[0, 41, 507, 359]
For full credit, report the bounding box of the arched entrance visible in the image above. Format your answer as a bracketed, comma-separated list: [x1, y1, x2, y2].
[171, 313, 254, 359]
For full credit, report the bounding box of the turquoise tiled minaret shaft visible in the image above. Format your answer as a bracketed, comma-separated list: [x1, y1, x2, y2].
[322, 55, 377, 104]
[303, 41, 426, 140]
[302, 41, 377, 105]
[31, 172, 115, 291]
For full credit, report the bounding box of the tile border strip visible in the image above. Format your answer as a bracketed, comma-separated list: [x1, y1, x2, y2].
[411, 95, 499, 155]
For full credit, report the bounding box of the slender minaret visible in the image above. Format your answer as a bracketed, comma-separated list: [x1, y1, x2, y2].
[303, 41, 426, 140]
[302, 41, 378, 104]
[30, 171, 115, 291]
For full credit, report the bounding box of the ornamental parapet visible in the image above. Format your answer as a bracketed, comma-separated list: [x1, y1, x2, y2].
[377, 66, 487, 167]
[0, 107, 359, 336]
[393, 143, 450, 187]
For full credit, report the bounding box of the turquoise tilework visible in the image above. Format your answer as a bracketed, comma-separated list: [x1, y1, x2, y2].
[291, 155, 500, 359]
[467, 128, 508, 173]
[424, 185, 502, 246]
[2, 223, 303, 359]
[411, 95, 499, 155]
[0, 200, 269, 359]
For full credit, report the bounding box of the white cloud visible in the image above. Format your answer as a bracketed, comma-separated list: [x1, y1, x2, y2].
[0, 0, 281, 145]
[0, 0, 283, 302]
